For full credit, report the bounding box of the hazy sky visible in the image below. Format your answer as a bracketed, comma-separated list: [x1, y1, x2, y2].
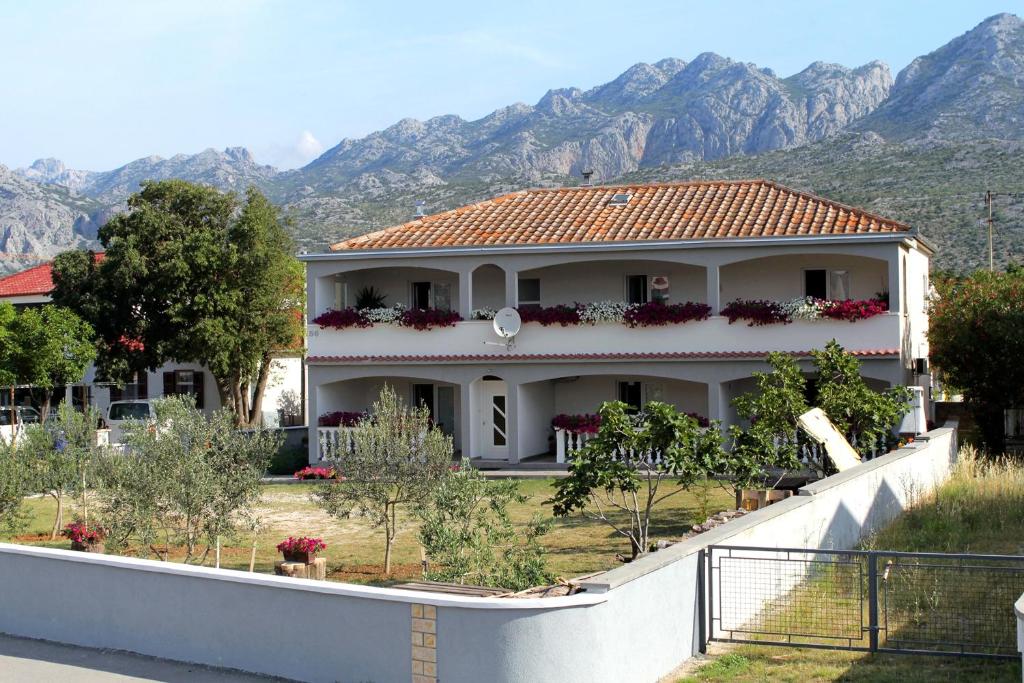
[0, 1, 1017, 170]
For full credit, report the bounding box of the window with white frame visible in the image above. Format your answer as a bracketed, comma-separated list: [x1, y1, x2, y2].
[804, 269, 850, 300]
[518, 277, 541, 310]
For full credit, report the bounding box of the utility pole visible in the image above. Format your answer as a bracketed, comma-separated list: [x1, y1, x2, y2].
[986, 190, 994, 271]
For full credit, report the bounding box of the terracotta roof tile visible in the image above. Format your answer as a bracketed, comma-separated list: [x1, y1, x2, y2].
[330, 180, 909, 252]
[0, 253, 105, 298]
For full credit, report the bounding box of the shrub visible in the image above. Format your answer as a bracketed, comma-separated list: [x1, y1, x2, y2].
[267, 446, 309, 475]
[61, 521, 104, 544]
[418, 459, 552, 591]
[95, 396, 278, 564]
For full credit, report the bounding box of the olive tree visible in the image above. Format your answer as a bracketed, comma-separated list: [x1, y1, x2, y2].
[417, 459, 552, 590]
[20, 404, 103, 538]
[313, 385, 452, 575]
[95, 396, 277, 563]
[0, 439, 31, 534]
[550, 401, 731, 560]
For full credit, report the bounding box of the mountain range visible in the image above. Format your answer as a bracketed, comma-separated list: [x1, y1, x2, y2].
[3, 13, 1024, 273]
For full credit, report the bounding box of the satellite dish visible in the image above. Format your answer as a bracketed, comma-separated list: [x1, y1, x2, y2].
[493, 307, 522, 339]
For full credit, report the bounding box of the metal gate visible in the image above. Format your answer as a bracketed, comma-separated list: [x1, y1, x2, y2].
[705, 545, 1024, 659]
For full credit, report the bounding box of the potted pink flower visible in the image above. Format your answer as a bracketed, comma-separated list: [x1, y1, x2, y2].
[277, 536, 327, 564]
[62, 521, 105, 554]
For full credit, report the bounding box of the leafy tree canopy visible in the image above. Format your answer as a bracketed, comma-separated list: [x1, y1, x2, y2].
[52, 180, 303, 427]
[929, 269, 1024, 453]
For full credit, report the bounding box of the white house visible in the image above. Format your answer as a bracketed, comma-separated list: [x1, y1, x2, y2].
[302, 180, 933, 464]
[0, 258, 305, 428]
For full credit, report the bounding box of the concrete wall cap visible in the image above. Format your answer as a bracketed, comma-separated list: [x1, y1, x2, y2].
[0, 543, 606, 611]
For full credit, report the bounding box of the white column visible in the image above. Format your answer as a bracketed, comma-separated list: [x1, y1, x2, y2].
[458, 270, 474, 319]
[707, 381, 729, 440]
[307, 380, 320, 464]
[459, 382, 473, 460]
[706, 264, 720, 312]
[887, 253, 901, 314]
[504, 269, 518, 309]
[506, 382, 520, 464]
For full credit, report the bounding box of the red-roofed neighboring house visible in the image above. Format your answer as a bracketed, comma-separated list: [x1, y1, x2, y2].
[301, 179, 934, 465]
[0, 254, 305, 432]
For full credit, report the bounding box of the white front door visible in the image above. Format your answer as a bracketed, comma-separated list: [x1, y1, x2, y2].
[477, 380, 509, 460]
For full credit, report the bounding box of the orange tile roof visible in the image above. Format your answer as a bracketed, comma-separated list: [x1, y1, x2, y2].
[330, 180, 910, 252]
[0, 253, 104, 298]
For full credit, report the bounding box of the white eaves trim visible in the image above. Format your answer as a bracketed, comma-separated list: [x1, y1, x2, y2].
[300, 231, 925, 262]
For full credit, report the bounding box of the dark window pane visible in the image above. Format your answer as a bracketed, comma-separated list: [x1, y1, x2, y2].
[518, 278, 541, 303]
[493, 395, 505, 411]
[493, 428, 506, 446]
[626, 275, 648, 304]
[618, 381, 642, 412]
[493, 409, 506, 432]
[805, 270, 827, 299]
[412, 282, 431, 309]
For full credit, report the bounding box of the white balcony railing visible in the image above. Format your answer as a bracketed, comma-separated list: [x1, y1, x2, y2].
[307, 314, 901, 361]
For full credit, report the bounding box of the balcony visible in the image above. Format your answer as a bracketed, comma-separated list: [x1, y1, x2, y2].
[307, 313, 901, 361]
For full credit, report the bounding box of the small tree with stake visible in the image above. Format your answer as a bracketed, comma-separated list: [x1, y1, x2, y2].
[550, 401, 733, 561]
[313, 385, 452, 575]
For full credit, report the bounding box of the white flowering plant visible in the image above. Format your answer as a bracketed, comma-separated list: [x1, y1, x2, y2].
[360, 305, 405, 324]
[577, 301, 631, 324]
[471, 308, 497, 320]
[780, 297, 826, 321]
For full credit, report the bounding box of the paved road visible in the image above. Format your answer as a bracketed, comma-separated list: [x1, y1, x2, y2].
[0, 634, 287, 682]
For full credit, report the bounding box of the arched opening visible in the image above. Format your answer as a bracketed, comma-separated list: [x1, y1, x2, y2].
[518, 373, 709, 462]
[720, 254, 888, 305]
[470, 264, 506, 314]
[314, 265, 460, 318]
[515, 259, 707, 308]
[316, 375, 461, 455]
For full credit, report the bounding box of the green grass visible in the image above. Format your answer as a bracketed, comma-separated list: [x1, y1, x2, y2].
[2, 478, 734, 585]
[683, 447, 1024, 681]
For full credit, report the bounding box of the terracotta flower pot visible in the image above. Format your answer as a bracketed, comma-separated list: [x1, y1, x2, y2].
[283, 550, 317, 564]
[71, 540, 105, 554]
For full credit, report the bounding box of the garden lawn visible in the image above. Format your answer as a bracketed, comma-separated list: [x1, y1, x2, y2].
[2, 478, 735, 586]
[681, 448, 1024, 682]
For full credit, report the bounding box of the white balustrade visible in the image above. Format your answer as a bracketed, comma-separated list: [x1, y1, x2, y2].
[317, 426, 357, 460]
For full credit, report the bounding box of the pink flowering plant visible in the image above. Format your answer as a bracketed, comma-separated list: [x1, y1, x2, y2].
[318, 411, 366, 427]
[294, 465, 341, 480]
[623, 301, 711, 327]
[276, 536, 327, 555]
[819, 298, 888, 322]
[61, 521, 104, 544]
[519, 304, 582, 326]
[312, 307, 462, 331]
[721, 299, 791, 326]
[722, 297, 888, 326]
[551, 413, 602, 434]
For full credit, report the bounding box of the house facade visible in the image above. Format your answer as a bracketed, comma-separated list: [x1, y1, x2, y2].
[302, 180, 933, 464]
[0, 259, 305, 428]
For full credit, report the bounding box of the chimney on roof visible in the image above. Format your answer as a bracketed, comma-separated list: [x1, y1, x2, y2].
[414, 200, 426, 218]
[580, 169, 594, 186]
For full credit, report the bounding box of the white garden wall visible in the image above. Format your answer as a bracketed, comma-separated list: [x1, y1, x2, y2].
[0, 422, 958, 683]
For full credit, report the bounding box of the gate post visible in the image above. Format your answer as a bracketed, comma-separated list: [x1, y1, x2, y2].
[867, 552, 879, 652]
[698, 549, 707, 654]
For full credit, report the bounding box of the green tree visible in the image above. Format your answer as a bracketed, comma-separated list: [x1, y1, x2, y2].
[929, 269, 1024, 453]
[0, 439, 31, 534]
[7, 306, 96, 419]
[20, 404, 102, 538]
[52, 180, 303, 427]
[0, 302, 17, 429]
[95, 396, 277, 562]
[550, 401, 731, 560]
[731, 341, 911, 472]
[417, 459, 552, 590]
[313, 385, 452, 575]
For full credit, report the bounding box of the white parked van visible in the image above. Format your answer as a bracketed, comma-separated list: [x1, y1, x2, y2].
[106, 400, 156, 445]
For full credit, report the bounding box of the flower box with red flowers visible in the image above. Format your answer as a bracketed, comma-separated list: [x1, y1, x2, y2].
[62, 522, 106, 553]
[551, 413, 602, 434]
[317, 411, 366, 427]
[277, 536, 327, 564]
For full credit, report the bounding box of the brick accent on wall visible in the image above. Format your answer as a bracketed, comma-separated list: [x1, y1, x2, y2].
[411, 603, 437, 682]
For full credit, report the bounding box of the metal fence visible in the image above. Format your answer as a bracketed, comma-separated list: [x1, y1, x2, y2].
[705, 545, 1024, 659]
